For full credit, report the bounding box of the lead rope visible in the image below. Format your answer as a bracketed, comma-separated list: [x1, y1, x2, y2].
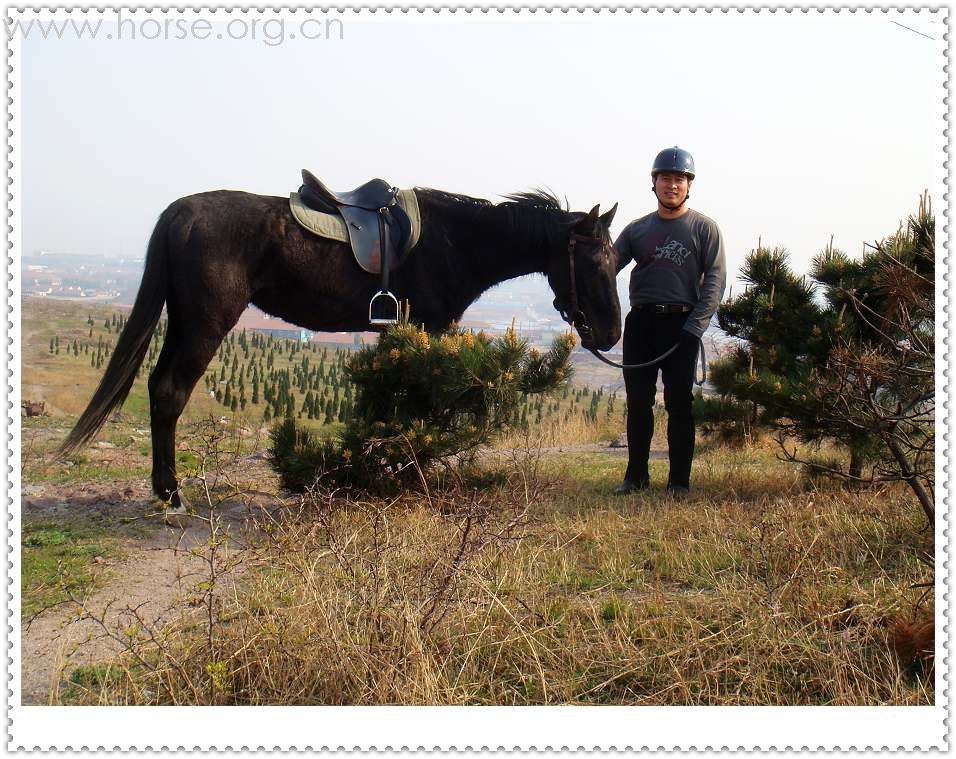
[587, 336, 707, 386]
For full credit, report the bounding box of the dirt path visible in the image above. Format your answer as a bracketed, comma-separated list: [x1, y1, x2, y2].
[19, 456, 279, 705]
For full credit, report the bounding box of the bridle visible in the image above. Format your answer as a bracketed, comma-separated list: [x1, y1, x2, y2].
[554, 230, 707, 385]
[553, 231, 599, 339]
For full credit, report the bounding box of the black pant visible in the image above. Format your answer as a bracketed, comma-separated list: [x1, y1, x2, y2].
[622, 309, 699, 489]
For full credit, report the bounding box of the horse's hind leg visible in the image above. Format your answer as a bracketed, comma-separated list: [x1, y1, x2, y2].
[148, 321, 233, 510]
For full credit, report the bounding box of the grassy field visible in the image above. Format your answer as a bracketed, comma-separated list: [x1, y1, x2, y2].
[19, 297, 934, 706]
[21, 519, 115, 619]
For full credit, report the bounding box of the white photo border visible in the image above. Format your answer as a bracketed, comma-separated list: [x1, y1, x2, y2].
[4, 5, 949, 751]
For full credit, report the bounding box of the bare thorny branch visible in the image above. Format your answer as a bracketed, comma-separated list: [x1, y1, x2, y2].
[787, 262, 935, 526]
[49, 418, 261, 704]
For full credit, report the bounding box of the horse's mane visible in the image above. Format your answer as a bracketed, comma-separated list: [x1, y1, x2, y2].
[413, 187, 495, 210]
[414, 187, 574, 253]
[414, 187, 567, 212]
[500, 189, 567, 213]
[498, 189, 573, 252]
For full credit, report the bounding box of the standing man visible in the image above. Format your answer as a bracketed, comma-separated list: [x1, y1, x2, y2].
[613, 147, 726, 497]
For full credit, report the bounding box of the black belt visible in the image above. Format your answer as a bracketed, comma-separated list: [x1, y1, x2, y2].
[634, 303, 692, 314]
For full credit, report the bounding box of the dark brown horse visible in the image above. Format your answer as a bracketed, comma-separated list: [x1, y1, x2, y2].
[61, 185, 621, 508]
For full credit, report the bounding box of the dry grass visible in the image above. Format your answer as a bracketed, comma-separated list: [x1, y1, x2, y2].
[61, 440, 933, 706]
[23, 299, 933, 706]
[495, 402, 671, 450]
[496, 413, 619, 449]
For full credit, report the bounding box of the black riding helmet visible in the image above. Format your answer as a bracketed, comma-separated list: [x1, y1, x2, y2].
[651, 146, 695, 180]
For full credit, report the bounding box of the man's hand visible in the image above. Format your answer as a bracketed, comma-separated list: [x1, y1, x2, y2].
[679, 329, 701, 351]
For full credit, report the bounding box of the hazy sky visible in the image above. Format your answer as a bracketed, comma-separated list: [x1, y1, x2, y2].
[21, 10, 941, 305]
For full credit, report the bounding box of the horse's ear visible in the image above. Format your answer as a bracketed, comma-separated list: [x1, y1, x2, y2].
[572, 204, 601, 231]
[600, 203, 618, 228]
[568, 204, 602, 231]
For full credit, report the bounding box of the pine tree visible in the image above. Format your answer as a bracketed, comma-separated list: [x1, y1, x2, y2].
[270, 322, 576, 491]
[712, 196, 934, 500]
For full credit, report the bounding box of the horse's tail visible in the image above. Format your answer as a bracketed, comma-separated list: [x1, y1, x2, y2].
[60, 205, 176, 454]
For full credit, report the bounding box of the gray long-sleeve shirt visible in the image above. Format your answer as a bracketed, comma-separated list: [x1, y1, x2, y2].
[614, 208, 727, 338]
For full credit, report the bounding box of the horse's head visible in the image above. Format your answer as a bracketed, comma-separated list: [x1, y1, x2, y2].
[548, 204, 621, 351]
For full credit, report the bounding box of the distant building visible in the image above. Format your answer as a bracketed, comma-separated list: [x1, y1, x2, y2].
[256, 328, 313, 342]
[310, 331, 377, 347]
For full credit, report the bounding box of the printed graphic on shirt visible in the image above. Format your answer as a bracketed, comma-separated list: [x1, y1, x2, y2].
[654, 237, 693, 266]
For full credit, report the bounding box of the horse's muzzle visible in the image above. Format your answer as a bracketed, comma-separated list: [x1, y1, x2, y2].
[576, 312, 619, 352]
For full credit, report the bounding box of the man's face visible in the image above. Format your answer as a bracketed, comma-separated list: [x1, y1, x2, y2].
[653, 171, 691, 207]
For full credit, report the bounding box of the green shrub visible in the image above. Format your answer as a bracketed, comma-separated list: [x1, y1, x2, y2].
[694, 392, 757, 446]
[270, 322, 575, 492]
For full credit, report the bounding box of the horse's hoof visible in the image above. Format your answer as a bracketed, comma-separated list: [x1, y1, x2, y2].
[161, 489, 194, 528]
[163, 503, 192, 529]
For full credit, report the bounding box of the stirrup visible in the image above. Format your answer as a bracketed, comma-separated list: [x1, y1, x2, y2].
[369, 290, 400, 326]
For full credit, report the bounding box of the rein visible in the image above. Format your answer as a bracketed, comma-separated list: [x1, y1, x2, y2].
[557, 232, 707, 386]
